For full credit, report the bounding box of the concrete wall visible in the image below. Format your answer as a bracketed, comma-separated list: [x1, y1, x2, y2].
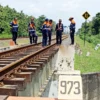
[82, 72, 100, 100]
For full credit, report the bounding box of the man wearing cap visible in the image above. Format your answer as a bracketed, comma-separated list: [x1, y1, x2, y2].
[69, 17, 76, 45]
[28, 17, 38, 44]
[55, 19, 63, 44]
[41, 18, 49, 46]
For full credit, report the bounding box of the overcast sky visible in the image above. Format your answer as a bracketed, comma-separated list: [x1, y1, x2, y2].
[0, 0, 100, 31]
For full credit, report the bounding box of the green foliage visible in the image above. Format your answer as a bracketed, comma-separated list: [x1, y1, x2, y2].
[36, 15, 56, 33]
[0, 5, 56, 38]
[36, 15, 46, 33]
[0, 33, 11, 38]
[77, 12, 100, 45]
[75, 36, 100, 73]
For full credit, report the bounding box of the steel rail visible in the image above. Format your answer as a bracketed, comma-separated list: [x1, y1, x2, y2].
[0, 37, 61, 58]
[0, 36, 67, 81]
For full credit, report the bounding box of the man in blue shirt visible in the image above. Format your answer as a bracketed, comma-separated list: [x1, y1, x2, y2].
[28, 17, 38, 44]
[10, 18, 18, 45]
[41, 19, 49, 46]
[69, 17, 76, 45]
[55, 19, 63, 44]
[48, 19, 53, 45]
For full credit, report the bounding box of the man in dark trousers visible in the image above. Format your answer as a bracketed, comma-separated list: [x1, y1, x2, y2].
[41, 18, 49, 46]
[48, 19, 53, 45]
[28, 17, 38, 44]
[69, 17, 76, 45]
[10, 18, 18, 45]
[55, 19, 63, 44]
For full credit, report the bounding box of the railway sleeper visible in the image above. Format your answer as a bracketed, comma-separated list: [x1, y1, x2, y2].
[0, 59, 16, 61]
[21, 68, 37, 74]
[28, 62, 49, 96]
[0, 70, 34, 96]
[36, 53, 56, 94]
[0, 95, 8, 100]
[0, 61, 12, 64]
[0, 45, 59, 97]
[0, 64, 7, 67]
[26, 64, 41, 96]
[36, 59, 49, 88]
[23, 58, 50, 96]
[0, 84, 18, 96]
[14, 72, 32, 83]
[29, 62, 45, 95]
[14, 72, 34, 96]
[37, 48, 59, 92]
[18, 65, 41, 96]
[3, 57, 16, 59]
[3, 78, 26, 91]
[3, 68, 39, 97]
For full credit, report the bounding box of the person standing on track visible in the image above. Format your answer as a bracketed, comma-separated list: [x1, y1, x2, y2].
[69, 17, 76, 45]
[48, 19, 53, 45]
[28, 17, 38, 44]
[10, 18, 18, 45]
[41, 18, 49, 47]
[55, 19, 63, 45]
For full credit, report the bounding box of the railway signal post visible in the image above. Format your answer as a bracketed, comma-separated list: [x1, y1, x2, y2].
[82, 11, 90, 46]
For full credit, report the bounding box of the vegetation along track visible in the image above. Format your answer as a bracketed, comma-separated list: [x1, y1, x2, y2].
[0, 35, 67, 97]
[0, 37, 29, 40]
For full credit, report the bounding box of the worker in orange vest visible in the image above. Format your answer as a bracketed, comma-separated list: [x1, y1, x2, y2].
[48, 19, 53, 45]
[10, 18, 18, 45]
[69, 17, 76, 45]
[41, 18, 49, 46]
[55, 19, 63, 44]
[28, 17, 38, 44]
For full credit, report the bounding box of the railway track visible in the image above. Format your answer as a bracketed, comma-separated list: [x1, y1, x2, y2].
[0, 36, 58, 58]
[0, 36, 67, 97]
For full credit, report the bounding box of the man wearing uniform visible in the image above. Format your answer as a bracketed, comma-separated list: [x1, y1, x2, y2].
[10, 18, 18, 45]
[48, 19, 53, 45]
[28, 17, 38, 44]
[69, 17, 76, 45]
[42, 18, 49, 46]
[55, 19, 63, 44]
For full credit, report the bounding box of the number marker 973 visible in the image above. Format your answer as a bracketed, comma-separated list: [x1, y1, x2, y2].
[58, 75, 83, 100]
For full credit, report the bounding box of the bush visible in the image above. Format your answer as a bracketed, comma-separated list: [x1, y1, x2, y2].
[92, 39, 100, 45]
[86, 37, 92, 43]
[79, 34, 84, 40]
[36, 31, 42, 36]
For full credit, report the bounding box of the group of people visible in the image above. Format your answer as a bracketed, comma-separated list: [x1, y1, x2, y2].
[41, 18, 53, 46]
[9, 17, 76, 46]
[10, 17, 38, 45]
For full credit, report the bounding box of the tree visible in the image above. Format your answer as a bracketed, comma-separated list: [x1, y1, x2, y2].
[36, 15, 46, 33]
[0, 4, 57, 38]
[78, 12, 100, 45]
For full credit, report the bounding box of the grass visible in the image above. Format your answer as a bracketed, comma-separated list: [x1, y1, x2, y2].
[0, 33, 12, 38]
[0, 34, 56, 48]
[75, 35, 100, 74]
[0, 32, 42, 39]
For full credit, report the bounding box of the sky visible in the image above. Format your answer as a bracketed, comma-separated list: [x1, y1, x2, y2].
[0, 0, 100, 31]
